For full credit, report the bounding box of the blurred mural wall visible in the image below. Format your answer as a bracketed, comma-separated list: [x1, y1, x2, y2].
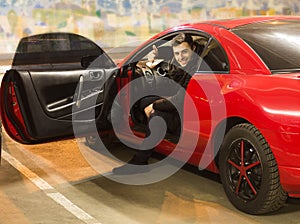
[0, 0, 299, 53]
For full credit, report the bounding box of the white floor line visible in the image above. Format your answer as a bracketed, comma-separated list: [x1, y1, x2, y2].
[2, 150, 102, 224]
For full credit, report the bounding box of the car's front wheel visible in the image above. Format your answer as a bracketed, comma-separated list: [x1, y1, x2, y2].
[219, 123, 287, 214]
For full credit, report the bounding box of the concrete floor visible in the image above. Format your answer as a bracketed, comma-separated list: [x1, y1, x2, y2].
[1, 131, 300, 224]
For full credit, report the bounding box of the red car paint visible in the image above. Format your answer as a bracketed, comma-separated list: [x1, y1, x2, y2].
[117, 16, 300, 197]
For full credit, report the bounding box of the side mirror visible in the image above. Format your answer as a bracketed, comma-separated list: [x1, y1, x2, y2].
[81, 55, 98, 68]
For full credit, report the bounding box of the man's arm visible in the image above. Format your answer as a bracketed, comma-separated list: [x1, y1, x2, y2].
[147, 45, 158, 62]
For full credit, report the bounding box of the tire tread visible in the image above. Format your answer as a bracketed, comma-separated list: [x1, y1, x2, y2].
[220, 123, 287, 215]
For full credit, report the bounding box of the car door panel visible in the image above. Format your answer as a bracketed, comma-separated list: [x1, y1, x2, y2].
[0, 32, 118, 144]
[2, 68, 119, 143]
[30, 70, 105, 119]
[2, 70, 73, 142]
[30, 70, 81, 119]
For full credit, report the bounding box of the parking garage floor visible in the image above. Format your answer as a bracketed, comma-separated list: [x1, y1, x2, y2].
[1, 131, 300, 224]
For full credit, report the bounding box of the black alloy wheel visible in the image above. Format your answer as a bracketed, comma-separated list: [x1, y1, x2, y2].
[219, 123, 287, 214]
[227, 138, 262, 201]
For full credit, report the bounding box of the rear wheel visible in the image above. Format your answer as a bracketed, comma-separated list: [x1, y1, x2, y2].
[219, 123, 287, 214]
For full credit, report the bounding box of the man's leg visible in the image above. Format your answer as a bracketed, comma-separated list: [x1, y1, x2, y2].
[131, 110, 181, 162]
[112, 110, 179, 174]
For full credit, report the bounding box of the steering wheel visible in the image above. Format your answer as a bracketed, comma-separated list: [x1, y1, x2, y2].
[135, 59, 170, 94]
[136, 61, 155, 84]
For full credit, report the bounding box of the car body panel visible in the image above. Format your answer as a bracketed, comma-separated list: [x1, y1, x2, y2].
[1, 16, 300, 200]
[204, 16, 300, 29]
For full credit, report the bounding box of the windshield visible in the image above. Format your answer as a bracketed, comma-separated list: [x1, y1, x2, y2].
[232, 20, 300, 73]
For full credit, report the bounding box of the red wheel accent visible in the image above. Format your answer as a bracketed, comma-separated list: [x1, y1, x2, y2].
[226, 139, 262, 200]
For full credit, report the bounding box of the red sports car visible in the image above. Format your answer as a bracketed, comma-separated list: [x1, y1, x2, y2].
[1, 16, 300, 215]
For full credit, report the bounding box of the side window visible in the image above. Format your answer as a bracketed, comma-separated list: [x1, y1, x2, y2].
[16, 37, 45, 53]
[12, 33, 115, 70]
[132, 32, 209, 63]
[49, 34, 71, 51]
[70, 35, 100, 51]
[198, 38, 229, 73]
[16, 33, 71, 53]
[129, 31, 228, 75]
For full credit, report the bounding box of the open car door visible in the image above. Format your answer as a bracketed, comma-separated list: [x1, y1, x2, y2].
[0, 33, 119, 144]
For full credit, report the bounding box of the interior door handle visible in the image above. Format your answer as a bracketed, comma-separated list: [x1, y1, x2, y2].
[76, 75, 84, 108]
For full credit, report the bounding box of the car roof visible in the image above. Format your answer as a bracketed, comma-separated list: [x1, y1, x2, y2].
[192, 16, 300, 29]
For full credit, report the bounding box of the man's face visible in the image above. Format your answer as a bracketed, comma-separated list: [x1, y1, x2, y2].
[173, 42, 193, 67]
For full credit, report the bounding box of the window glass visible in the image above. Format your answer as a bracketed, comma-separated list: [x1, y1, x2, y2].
[50, 35, 71, 51]
[198, 38, 229, 73]
[232, 20, 300, 73]
[12, 33, 115, 70]
[131, 31, 229, 74]
[70, 34, 100, 51]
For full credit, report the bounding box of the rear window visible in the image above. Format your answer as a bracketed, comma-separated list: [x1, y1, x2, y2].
[232, 20, 300, 73]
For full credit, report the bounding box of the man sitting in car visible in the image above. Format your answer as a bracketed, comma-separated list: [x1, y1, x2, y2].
[113, 32, 203, 175]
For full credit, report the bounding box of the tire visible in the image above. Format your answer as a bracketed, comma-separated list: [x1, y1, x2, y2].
[219, 123, 287, 214]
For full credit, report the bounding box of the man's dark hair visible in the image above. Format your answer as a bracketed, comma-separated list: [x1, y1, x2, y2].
[171, 33, 193, 48]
